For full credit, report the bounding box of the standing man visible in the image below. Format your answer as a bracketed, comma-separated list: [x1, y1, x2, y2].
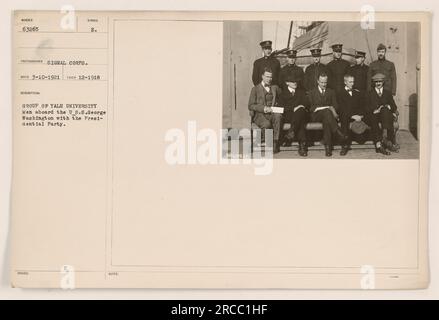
[304, 48, 328, 92]
[308, 73, 347, 157]
[349, 50, 369, 93]
[279, 74, 309, 157]
[327, 44, 350, 91]
[367, 43, 397, 96]
[365, 73, 399, 155]
[248, 68, 283, 153]
[276, 50, 289, 69]
[278, 49, 305, 90]
[252, 40, 281, 86]
[336, 74, 366, 156]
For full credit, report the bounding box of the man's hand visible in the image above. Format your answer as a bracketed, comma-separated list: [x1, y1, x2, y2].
[351, 115, 363, 121]
[264, 106, 273, 113]
[374, 105, 385, 114]
[293, 105, 305, 112]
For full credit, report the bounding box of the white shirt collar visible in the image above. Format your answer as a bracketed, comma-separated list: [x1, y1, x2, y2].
[318, 86, 325, 94]
[375, 87, 383, 94]
[261, 82, 270, 92]
[288, 86, 295, 93]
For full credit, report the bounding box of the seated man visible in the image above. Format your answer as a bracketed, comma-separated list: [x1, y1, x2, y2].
[248, 67, 282, 153]
[365, 73, 399, 155]
[336, 74, 366, 156]
[308, 73, 347, 157]
[279, 74, 309, 157]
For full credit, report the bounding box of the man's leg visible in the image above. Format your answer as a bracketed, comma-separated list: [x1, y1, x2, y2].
[253, 113, 272, 145]
[292, 108, 308, 142]
[282, 111, 294, 143]
[365, 113, 381, 144]
[293, 108, 308, 156]
[270, 113, 282, 153]
[366, 112, 390, 155]
[312, 109, 336, 156]
[339, 112, 351, 155]
[379, 108, 397, 149]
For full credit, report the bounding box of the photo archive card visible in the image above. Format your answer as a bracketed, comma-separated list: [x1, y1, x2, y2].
[10, 10, 431, 289]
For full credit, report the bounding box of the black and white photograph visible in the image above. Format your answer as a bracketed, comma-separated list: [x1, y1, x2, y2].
[223, 20, 420, 158]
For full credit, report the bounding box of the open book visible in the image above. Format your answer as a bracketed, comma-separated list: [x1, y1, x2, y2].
[10, 10, 430, 289]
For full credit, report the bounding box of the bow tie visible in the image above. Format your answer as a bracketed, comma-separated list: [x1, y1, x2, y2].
[263, 83, 270, 88]
[346, 88, 352, 92]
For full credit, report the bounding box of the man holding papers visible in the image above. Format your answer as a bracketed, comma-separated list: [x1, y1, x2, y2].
[248, 67, 282, 153]
[308, 73, 347, 156]
[279, 74, 309, 157]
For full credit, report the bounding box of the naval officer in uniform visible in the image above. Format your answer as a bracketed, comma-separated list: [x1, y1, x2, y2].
[252, 40, 281, 86]
[349, 50, 369, 93]
[327, 43, 351, 91]
[278, 49, 304, 90]
[304, 48, 328, 92]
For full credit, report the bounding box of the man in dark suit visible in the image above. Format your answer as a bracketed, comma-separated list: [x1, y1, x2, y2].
[278, 49, 305, 90]
[336, 74, 366, 156]
[349, 50, 369, 93]
[279, 74, 309, 156]
[365, 73, 399, 155]
[304, 48, 329, 92]
[327, 44, 351, 91]
[252, 40, 281, 86]
[248, 68, 283, 153]
[308, 73, 347, 156]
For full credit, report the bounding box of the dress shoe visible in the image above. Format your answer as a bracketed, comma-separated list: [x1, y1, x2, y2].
[325, 145, 332, 157]
[385, 141, 400, 152]
[298, 142, 308, 157]
[387, 144, 399, 152]
[340, 145, 349, 156]
[376, 145, 390, 155]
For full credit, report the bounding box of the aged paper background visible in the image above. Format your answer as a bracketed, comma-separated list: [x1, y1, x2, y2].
[9, 10, 430, 289]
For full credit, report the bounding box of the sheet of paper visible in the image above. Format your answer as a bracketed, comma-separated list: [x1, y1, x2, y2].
[271, 107, 284, 114]
[10, 10, 430, 289]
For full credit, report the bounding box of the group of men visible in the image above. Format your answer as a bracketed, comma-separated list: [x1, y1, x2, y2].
[248, 40, 399, 157]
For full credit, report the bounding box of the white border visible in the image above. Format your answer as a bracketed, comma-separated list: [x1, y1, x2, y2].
[1, 0, 438, 299]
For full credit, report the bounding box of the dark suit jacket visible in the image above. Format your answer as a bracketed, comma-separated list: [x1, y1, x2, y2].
[278, 87, 309, 113]
[248, 83, 281, 113]
[349, 64, 369, 92]
[327, 58, 351, 91]
[252, 56, 281, 86]
[304, 63, 328, 92]
[336, 87, 365, 117]
[307, 87, 338, 113]
[365, 88, 397, 114]
[278, 64, 305, 88]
